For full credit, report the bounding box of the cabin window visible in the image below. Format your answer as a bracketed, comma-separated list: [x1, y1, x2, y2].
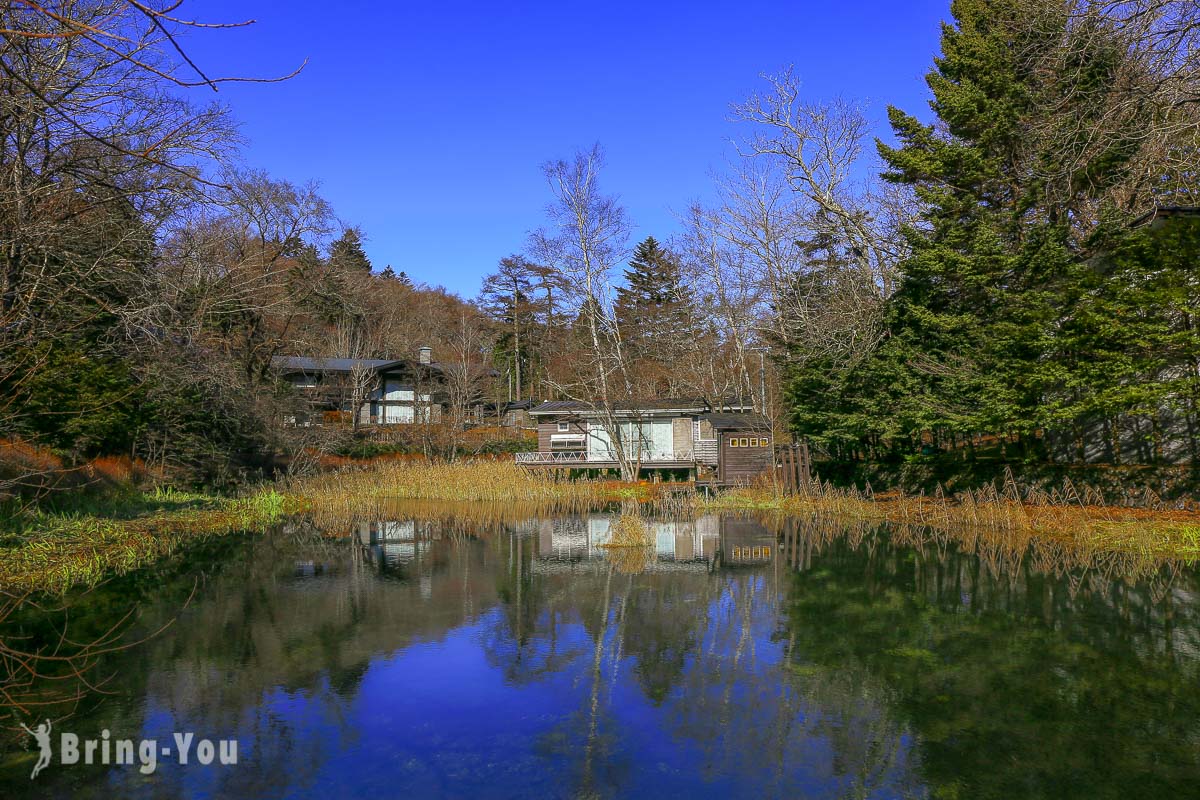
[730, 437, 739, 448]
[558, 421, 570, 432]
[693, 420, 716, 442]
[761, 437, 770, 448]
[748, 437, 759, 447]
[739, 437, 750, 447]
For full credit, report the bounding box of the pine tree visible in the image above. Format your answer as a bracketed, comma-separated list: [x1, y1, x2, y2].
[869, 0, 1119, 447]
[614, 237, 696, 392]
[329, 227, 373, 273]
[479, 256, 538, 400]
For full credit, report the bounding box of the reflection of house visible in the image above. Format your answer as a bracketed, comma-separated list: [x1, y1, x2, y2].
[719, 517, 776, 568]
[532, 514, 723, 569]
[274, 346, 491, 425]
[517, 400, 775, 485]
[354, 519, 439, 597]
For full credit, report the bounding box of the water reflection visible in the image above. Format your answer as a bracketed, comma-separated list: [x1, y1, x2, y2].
[1, 512, 1198, 798]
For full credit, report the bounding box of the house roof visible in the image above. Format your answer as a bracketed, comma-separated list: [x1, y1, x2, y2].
[702, 413, 772, 431]
[531, 399, 710, 416]
[1131, 206, 1200, 228]
[530, 399, 755, 416]
[273, 356, 402, 373]
[272, 356, 458, 374]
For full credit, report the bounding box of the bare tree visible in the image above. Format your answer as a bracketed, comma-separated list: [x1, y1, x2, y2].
[732, 73, 905, 299]
[441, 310, 497, 458]
[529, 145, 648, 480]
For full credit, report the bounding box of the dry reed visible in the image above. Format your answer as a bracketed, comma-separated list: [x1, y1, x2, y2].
[706, 470, 1200, 561]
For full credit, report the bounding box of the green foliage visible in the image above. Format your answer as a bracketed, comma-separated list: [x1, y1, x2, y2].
[785, 0, 1200, 463]
[9, 342, 148, 455]
[615, 237, 694, 343]
[614, 237, 698, 391]
[329, 227, 373, 272]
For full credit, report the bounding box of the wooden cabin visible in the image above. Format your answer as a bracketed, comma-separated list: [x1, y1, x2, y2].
[517, 399, 773, 486]
[273, 348, 467, 425]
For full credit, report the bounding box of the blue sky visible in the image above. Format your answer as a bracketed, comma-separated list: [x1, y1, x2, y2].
[184, 1, 949, 297]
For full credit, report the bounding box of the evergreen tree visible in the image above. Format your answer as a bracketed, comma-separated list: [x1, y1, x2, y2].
[329, 227, 373, 272]
[479, 256, 538, 400]
[614, 237, 696, 392]
[857, 0, 1168, 454]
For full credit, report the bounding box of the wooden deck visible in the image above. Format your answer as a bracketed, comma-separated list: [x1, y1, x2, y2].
[515, 451, 702, 470]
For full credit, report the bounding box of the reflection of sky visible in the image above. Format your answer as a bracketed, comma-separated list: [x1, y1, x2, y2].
[148, 582, 918, 798]
[17, 523, 922, 800]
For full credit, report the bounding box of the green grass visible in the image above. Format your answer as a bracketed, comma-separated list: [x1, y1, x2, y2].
[0, 487, 292, 595]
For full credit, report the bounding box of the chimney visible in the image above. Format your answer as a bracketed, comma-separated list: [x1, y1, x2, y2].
[418, 346, 432, 365]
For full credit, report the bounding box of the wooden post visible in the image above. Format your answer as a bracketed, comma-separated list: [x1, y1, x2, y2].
[782, 443, 792, 494]
[800, 441, 811, 492]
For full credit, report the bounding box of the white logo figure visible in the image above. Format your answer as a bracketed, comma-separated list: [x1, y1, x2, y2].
[20, 719, 52, 779]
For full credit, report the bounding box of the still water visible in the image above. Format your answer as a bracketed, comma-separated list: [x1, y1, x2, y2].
[2, 510, 1199, 799]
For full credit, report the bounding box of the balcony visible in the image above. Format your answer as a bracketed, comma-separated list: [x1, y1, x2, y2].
[515, 451, 689, 466]
[515, 451, 589, 465]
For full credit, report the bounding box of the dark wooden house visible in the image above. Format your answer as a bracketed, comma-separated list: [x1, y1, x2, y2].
[273, 347, 472, 425]
[516, 399, 773, 485]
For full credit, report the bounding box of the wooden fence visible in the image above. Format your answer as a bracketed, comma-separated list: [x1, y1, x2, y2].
[776, 442, 812, 494]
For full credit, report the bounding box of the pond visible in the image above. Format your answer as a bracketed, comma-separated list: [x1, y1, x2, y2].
[1, 509, 1199, 798]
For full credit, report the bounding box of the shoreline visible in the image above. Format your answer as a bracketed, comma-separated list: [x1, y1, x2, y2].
[3, 460, 1198, 595]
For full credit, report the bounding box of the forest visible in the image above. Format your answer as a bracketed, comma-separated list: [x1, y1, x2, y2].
[2, 0, 1199, 499]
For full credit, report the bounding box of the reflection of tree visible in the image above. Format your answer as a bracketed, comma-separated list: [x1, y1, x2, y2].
[657, 567, 922, 798]
[783, 527, 1200, 799]
[0, 521, 504, 796]
[7, 512, 1199, 798]
[621, 575, 701, 705]
[483, 528, 587, 684]
[533, 562, 635, 799]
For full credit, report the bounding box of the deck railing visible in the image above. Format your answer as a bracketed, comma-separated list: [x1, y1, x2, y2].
[515, 451, 589, 465]
[515, 451, 686, 465]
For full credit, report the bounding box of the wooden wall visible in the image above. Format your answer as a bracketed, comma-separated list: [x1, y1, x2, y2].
[536, 417, 587, 452]
[718, 432, 773, 484]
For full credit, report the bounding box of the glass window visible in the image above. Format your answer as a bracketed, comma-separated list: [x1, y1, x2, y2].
[740, 437, 750, 448]
[558, 421, 570, 432]
[730, 437, 739, 447]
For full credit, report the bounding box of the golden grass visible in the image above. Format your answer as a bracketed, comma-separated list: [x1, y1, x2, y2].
[284, 458, 647, 514]
[603, 513, 653, 547]
[705, 475, 1200, 561]
[7, 458, 1196, 595]
[597, 512, 655, 574]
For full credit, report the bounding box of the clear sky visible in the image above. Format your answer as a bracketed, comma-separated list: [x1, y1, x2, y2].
[183, 1, 950, 297]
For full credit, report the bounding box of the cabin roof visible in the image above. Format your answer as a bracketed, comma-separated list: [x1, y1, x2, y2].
[530, 399, 758, 417]
[1131, 205, 1200, 227]
[702, 413, 771, 430]
[272, 356, 449, 374]
[530, 399, 711, 415]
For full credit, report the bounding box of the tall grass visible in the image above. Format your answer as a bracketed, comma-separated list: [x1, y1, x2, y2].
[705, 471, 1200, 560]
[284, 459, 614, 513]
